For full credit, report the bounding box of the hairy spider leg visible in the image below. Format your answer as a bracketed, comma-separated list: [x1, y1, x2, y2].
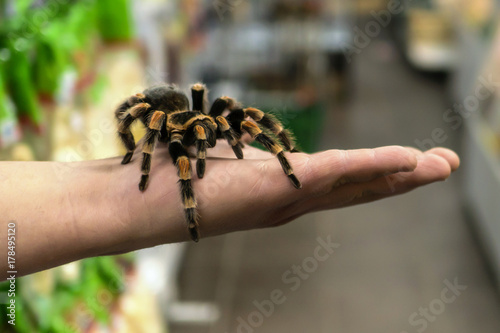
[184, 118, 217, 178]
[190, 84, 211, 174]
[191, 83, 207, 113]
[210, 98, 298, 152]
[208, 96, 236, 117]
[241, 121, 302, 189]
[192, 123, 208, 178]
[114, 93, 145, 118]
[243, 107, 299, 152]
[215, 116, 243, 159]
[169, 131, 200, 242]
[138, 111, 166, 191]
[116, 99, 151, 164]
[208, 97, 245, 158]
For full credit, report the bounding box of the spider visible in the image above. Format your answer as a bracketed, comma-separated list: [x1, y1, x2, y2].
[115, 83, 302, 242]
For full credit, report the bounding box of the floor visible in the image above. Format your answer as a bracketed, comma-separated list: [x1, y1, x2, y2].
[170, 39, 500, 333]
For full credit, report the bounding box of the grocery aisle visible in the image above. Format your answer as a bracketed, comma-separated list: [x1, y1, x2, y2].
[171, 38, 500, 333]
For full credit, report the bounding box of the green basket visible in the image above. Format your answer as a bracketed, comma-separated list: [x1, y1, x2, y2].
[254, 102, 325, 153]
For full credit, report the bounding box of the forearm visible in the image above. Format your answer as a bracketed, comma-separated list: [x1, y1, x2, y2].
[0, 157, 183, 280]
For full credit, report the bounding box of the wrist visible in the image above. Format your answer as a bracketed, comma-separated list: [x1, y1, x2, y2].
[94, 157, 189, 252]
[63, 158, 140, 257]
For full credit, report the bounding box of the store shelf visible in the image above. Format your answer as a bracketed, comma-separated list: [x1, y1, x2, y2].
[463, 117, 500, 289]
[392, 0, 459, 72]
[448, 0, 496, 101]
[450, 0, 500, 290]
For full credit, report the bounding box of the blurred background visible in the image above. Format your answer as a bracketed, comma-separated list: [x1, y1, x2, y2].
[1, 0, 500, 332]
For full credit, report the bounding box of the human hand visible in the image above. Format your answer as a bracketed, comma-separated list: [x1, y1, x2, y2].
[118, 140, 459, 248]
[0, 140, 459, 278]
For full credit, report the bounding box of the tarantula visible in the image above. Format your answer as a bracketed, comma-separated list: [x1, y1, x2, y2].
[115, 83, 301, 242]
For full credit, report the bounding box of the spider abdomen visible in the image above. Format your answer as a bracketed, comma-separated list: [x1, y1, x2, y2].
[142, 85, 190, 114]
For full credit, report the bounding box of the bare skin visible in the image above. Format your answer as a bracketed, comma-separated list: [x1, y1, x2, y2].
[0, 141, 459, 281]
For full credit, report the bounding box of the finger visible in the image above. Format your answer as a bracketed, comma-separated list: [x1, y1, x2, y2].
[351, 152, 451, 201]
[337, 146, 419, 183]
[425, 147, 460, 171]
[294, 146, 418, 196]
[300, 151, 452, 212]
[404, 146, 460, 172]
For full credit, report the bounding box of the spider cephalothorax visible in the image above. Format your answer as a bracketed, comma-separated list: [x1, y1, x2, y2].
[115, 83, 301, 242]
